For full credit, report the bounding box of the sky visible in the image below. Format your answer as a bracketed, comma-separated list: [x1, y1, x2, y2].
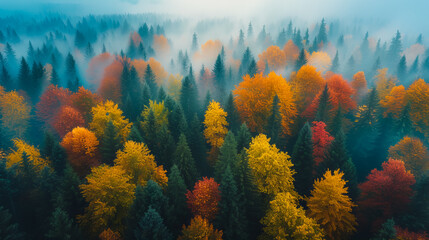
[1, 0, 427, 35]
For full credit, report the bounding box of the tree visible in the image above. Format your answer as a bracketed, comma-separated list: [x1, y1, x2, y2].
[225, 92, 241, 133]
[236, 123, 251, 151]
[17, 57, 31, 92]
[166, 165, 188, 234]
[359, 159, 416, 229]
[204, 101, 228, 165]
[351, 71, 367, 103]
[380, 85, 407, 118]
[90, 100, 132, 143]
[36, 85, 72, 126]
[397, 56, 407, 82]
[186, 177, 221, 221]
[291, 65, 325, 112]
[388, 137, 429, 179]
[387, 31, 402, 66]
[0, 90, 31, 138]
[291, 122, 314, 196]
[45, 207, 76, 240]
[317, 18, 328, 45]
[144, 64, 158, 99]
[265, 95, 281, 145]
[311, 121, 334, 167]
[180, 76, 199, 123]
[372, 219, 396, 240]
[60, 127, 100, 177]
[134, 207, 172, 240]
[79, 165, 136, 236]
[69, 86, 102, 123]
[257, 45, 286, 72]
[99, 229, 121, 240]
[295, 48, 307, 71]
[233, 72, 297, 135]
[5, 139, 49, 171]
[212, 54, 226, 98]
[217, 166, 247, 240]
[114, 141, 168, 188]
[261, 192, 324, 240]
[247, 134, 295, 196]
[406, 79, 429, 137]
[331, 50, 340, 72]
[0, 206, 24, 240]
[174, 134, 197, 188]
[314, 85, 331, 122]
[307, 169, 357, 239]
[178, 216, 223, 240]
[65, 53, 79, 92]
[214, 131, 238, 182]
[53, 106, 85, 138]
[100, 120, 121, 166]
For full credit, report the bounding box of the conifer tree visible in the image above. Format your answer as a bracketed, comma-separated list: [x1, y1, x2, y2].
[173, 134, 197, 188]
[134, 207, 172, 240]
[265, 95, 281, 145]
[215, 131, 238, 182]
[225, 92, 241, 133]
[295, 48, 307, 71]
[100, 120, 121, 166]
[166, 165, 188, 235]
[292, 122, 314, 196]
[144, 64, 158, 99]
[315, 84, 331, 122]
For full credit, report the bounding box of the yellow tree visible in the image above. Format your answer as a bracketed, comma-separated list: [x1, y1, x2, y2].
[351, 71, 367, 102]
[178, 216, 223, 240]
[389, 136, 429, 179]
[307, 169, 357, 239]
[90, 100, 132, 142]
[140, 100, 169, 133]
[291, 65, 325, 112]
[79, 165, 135, 236]
[5, 139, 49, 171]
[203, 101, 228, 165]
[61, 127, 100, 177]
[261, 192, 324, 240]
[257, 45, 286, 72]
[233, 72, 297, 135]
[379, 85, 407, 118]
[114, 140, 168, 188]
[167, 74, 183, 102]
[374, 68, 397, 100]
[308, 51, 332, 74]
[406, 79, 429, 137]
[247, 134, 295, 196]
[0, 90, 31, 138]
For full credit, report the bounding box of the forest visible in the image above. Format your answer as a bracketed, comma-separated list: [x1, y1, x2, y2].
[0, 10, 428, 240]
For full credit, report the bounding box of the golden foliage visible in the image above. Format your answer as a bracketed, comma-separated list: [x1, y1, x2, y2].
[308, 51, 332, 74]
[233, 72, 297, 135]
[114, 140, 168, 188]
[90, 100, 132, 142]
[140, 100, 169, 134]
[283, 40, 300, 64]
[406, 79, 429, 136]
[257, 45, 286, 72]
[389, 136, 429, 179]
[131, 58, 168, 86]
[380, 85, 407, 118]
[167, 74, 183, 102]
[291, 65, 325, 112]
[351, 71, 367, 102]
[0, 90, 31, 138]
[203, 101, 228, 149]
[374, 68, 397, 100]
[247, 134, 295, 196]
[61, 127, 100, 177]
[261, 192, 324, 240]
[79, 165, 135, 235]
[6, 139, 49, 171]
[307, 169, 357, 239]
[178, 216, 223, 240]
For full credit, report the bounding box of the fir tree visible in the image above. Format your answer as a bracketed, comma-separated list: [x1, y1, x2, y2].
[236, 123, 251, 151]
[317, 18, 328, 45]
[225, 92, 241, 133]
[247, 58, 258, 77]
[166, 165, 189, 235]
[215, 131, 238, 182]
[265, 95, 281, 145]
[292, 122, 314, 197]
[18, 57, 30, 92]
[192, 32, 198, 52]
[45, 207, 76, 240]
[315, 84, 331, 122]
[128, 125, 144, 143]
[100, 120, 121, 166]
[144, 64, 158, 99]
[134, 207, 172, 240]
[371, 219, 396, 240]
[187, 114, 208, 175]
[331, 50, 340, 72]
[180, 76, 199, 123]
[173, 134, 197, 188]
[213, 54, 226, 99]
[0, 206, 24, 240]
[397, 55, 407, 83]
[295, 48, 307, 71]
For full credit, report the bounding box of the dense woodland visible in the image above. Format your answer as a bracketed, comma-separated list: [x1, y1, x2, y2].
[0, 13, 428, 240]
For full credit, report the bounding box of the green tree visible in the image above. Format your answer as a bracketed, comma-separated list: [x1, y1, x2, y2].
[225, 92, 241, 134]
[295, 48, 307, 71]
[315, 84, 331, 122]
[144, 64, 158, 99]
[180, 75, 199, 123]
[371, 219, 396, 240]
[0, 206, 24, 240]
[134, 207, 172, 240]
[174, 134, 197, 188]
[265, 95, 281, 145]
[100, 120, 121, 165]
[45, 207, 77, 240]
[18, 57, 30, 92]
[166, 165, 189, 235]
[292, 122, 314, 196]
[215, 131, 238, 182]
[236, 123, 251, 151]
[213, 54, 226, 99]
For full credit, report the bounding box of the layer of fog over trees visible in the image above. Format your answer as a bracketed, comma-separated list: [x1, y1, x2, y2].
[1, 7, 429, 240]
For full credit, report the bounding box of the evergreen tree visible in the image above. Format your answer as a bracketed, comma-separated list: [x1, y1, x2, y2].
[331, 50, 340, 72]
[100, 120, 121, 166]
[27, 41, 35, 65]
[166, 165, 188, 235]
[134, 207, 172, 240]
[45, 207, 76, 240]
[128, 125, 144, 143]
[144, 64, 157, 99]
[217, 166, 248, 240]
[187, 114, 208, 175]
[192, 32, 198, 52]
[238, 47, 253, 78]
[247, 22, 253, 39]
[388, 30, 403, 66]
[236, 123, 251, 151]
[295, 48, 307, 71]
[265, 95, 281, 145]
[317, 18, 328, 45]
[173, 134, 197, 188]
[225, 92, 241, 133]
[4, 43, 17, 75]
[0, 63, 12, 90]
[51, 68, 60, 86]
[157, 86, 166, 102]
[397, 55, 407, 83]
[0, 206, 24, 240]
[169, 104, 188, 141]
[142, 83, 151, 107]
[396, 103, 413, 138]
[292, 122, 314, 197]
[18, 57, 30, 92]
[315, 84, 331, 122]
[84, 42, 94, 60]
[180, 76, 199, 123]
[65, 53, 78, 92]
[213, 54, 226, 99]
[215, 131, 238, 182]
[247, 58, 258, 77]
[371, 219, 396, 240]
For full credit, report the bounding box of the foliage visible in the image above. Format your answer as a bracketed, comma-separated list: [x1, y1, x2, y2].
[186, 177, 221, 221]
[178, 216, 223, 240]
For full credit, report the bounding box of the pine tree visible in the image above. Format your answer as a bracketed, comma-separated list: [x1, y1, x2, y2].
[331, 50, 340, 72]
[317, 18, 328, 45]
[4, 43, 17, 75]
[315, 84, 331, 122]
[18, 57, 30, 92]
[295, 48, 307, 71]
[144, 64, 158, 99]
[236, 123, 251, 151]
[134, 207, 172, 240]
[128, 125, 144, 143]
[265, 95, 281, 145]
[247, 22, 253, 39]
[142, 83, 151, 107]
[157, 87, 166, 102]
[187, 114, 208, 175]
[238, 47, 253, 78]
[215, 131, 238, 182]
[396, 103, 413, 138]
[217, 166, 248, 240]
[51, 68, 60, 86]
[0, 206, 24, 240]
[65, 53, 78, 92]
[388, 30, 403, 66]
[84, 42, 94, 60]
[371, 219, 396, 240]
[45, 207, 76, 240]
[0, 63, 12, 90]
[397, 55, 407, 83]
[292, 122, 314, 197]
[173, 134, 197, 188]
[166, 165, 189, 235]
[213, 54, 226, 99]
[225, 92, 241, 133]
[180, 76, 199, 123]
[100, 120, 121, 166]
[247, 58, 258, 77]
[192, 33, 198, 52]
[169, 104, 188, 141]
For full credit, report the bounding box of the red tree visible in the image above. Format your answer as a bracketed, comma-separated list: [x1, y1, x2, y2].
[53, 106, 86, 138]
[311, 121, 334, 167]
[359, 159, 415, 230]
[186, 177, 221, 221]
[36, 85, 72, 126]
[69, 86, 102, 122]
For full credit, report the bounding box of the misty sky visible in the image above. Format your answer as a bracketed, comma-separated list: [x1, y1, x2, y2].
[1, 0, 428, 35]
